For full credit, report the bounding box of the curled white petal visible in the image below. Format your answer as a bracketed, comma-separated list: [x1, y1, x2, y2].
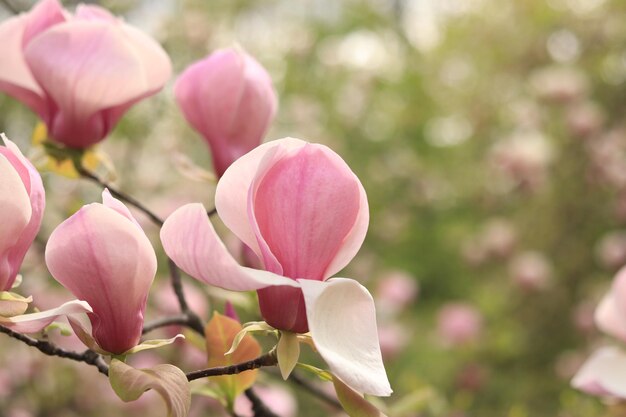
[300, 278, 392, 396]
[572, 346, 626, 398]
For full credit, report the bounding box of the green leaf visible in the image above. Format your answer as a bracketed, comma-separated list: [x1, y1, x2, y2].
[295, 363, 333, 382]
[333, 376, 388, 417]
[109, 359, 190, 417]
[277, 331, 300, 380]
[123, 335, 185, 355]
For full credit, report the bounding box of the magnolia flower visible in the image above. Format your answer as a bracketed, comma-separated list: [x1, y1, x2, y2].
[0, 0, 171, 148]
[45, 190, 157, 354]
[174, 48, 277, 177]
[0, 134, 45, 290]
[572, 267, 626, 397]
[161, 138, 391, 396]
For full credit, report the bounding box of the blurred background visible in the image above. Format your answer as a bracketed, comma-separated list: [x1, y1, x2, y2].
[1, 0, 626, 416]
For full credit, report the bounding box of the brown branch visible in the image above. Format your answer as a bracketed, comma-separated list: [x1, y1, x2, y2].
[0, 325, 109, 376]
[142, 314, 191, 335]
[245, 388, 280, 417]
[186, 350, 277, 381]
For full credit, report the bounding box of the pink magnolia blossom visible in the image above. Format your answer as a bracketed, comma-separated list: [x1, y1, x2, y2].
[0, 0, 171, 148]
[161, 138, 391, 396]
[0, 134, 45, 290]
[45, 190, 157, 354]
[174, 48, 277, 177]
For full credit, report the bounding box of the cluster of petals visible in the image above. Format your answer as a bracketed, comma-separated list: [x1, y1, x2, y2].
[0, 0, 171, 148]
[572, 267, 626, 397]
[161, 137, 391, 396]
[44, 190, 157, 354]
[175, 48, 277, 177]
[0, 134, 45, 291]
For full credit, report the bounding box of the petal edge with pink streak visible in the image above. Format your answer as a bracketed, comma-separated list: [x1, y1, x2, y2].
[300, 278, 392, 397]
[572, 346, 626, 398]
[0, 300, 92, 334]
[160, 203, 298, 291]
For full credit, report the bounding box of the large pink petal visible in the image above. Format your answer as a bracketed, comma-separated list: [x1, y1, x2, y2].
[0, 300, 92, 334]
[251, 143, 361, 280]
[0, 136, 45, 290]
[300, 278, 392, 397]
[24, 21, 170, 147]
[45, 201, 157, 354]
[215, 138, 306, 260]
[22, 0, 67, 46]
[572, 346, 626, 398]
[160, 203, 297, 291]
[0, 153, 32, 290]
[0, 15, 46, 118]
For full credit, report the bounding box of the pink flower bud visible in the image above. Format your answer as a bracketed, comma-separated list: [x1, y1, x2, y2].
[174, 48, 277, 177]
[0, 135, 45, 290]
[375, 270, 419, 317]
[45, 190, 157, 354]
[437, 302, 483, 347]
[0, 0, 171, 148]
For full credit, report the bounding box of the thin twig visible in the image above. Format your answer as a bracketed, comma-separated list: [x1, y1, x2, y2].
[289, 372, 342, 409]
[245, 388, 280, 417]
[186, 350, 277, 381]
[168, 258, 205, 336]
[0, 325, 109, 376]
[142, 314, 191, 335]
[76, 165, 164, 226]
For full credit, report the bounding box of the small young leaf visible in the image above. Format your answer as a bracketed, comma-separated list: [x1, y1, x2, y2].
[333, 376, 388, 417]
[0, 292, 32, 317]
[205, 312, 262, 406]
[109, 359, 191, 417]
[225, 321, 275, 355]
[123, 335, 185, 355]
[277, 331, 300, 380]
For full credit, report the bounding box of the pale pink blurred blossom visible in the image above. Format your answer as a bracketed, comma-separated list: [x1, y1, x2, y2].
[376, 270, 419, 316]
[437, 303, 483, 347]
[509, 251, 552, 292]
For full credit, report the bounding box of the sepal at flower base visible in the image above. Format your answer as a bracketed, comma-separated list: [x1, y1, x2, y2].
[277, 331, 300, 380]
[109, 359, 190, 417]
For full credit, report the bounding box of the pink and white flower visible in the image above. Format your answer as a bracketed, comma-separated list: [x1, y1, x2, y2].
[161, 137, 391, 396]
